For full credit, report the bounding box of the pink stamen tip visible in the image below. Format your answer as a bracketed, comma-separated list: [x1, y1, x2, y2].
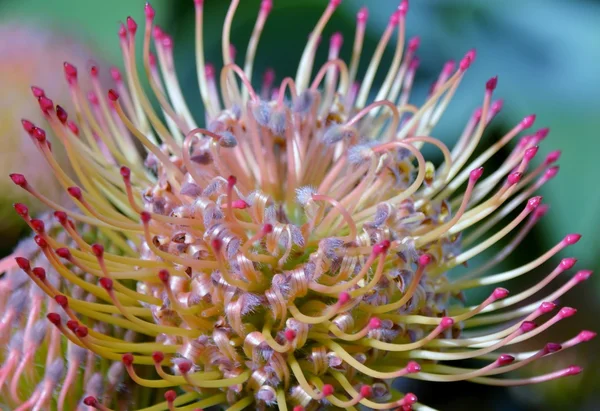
[524, 146, 539, 160]
[329, 0, 342, 8]
[158, 269, 170, 283]
[83, 396, 99, 407]
[559, 307, 577, 318]
[507, 172, 522, 186]
[63, 62, 78, 81]
[368, 317, 382, 330]
[91, 244, 104, 258]
[419, 253, 432, 266]
[54, 211, 68, 224]
[110, 67, 122, 82]
[14, 203, 29, 218]
[32, 127, 46, 143]
[398, 0, 409, 16]
[263, 68, 275, 83]
[408, 36, 420, 52]
[162, 35, 173, 49]
[32, 267, 46, 281]
[469, 167, 484, 181]
[31, 86, 45, 98]
[31, 219, 45, 233]
[140, 211, 152, 224]
[526, 196, 542, 211]
[262, 223, 273, 234]
[409, 56, 420, 71]
[47, 313, 62, 326]
[122, 353, 134, 366]
[75, 326, 89, 338]
[544, 166, 559, 180]
[15, 257, 31, 271]
[321, 384, 334, 396]
[231, 199, 249, 209]
[459, 49, 476, 71]
[575, 270, 592, 282]
[108, 89, 119, 102]
[563, 233, 581, 245]
[293, 407, 305, 411]
[545, 343, 562, 354]
[21, 119, 35, 134]
[66, 320, 79, 332]
[149, 52, 157, 67]
[145, 2, 155, 19]
[491, 99, 504, 113]
[204, 63, 215, 78]
[118, 23, 127, 39]
[56, 105, 68, 124]
[406, 361, 421, 373]
[67, 186, 83, 200]
[579, 330, 596, 342]
[473, 108, 483, 122]
[486, 76, 498, 91]
[373, 239, 391, 256]
[533, 204, 550, 219]
[164, 390, 177, 402]
[545, 150, 561, 164]
[566, 365, 583, 376]
[99, 277, 113, 291]
[540, 302, 557, 314]
[284, 329, 296, 342]
[127, 16, 138, 34]
[56, 248, 72, 260]
[153, 25, 164, 40]
[536, 127, 550, 139]
[520, 321, 537, 333]
[194, 0, 204, 6]
[560, 258, 577, 270]
[521, 114, 536, 129]
[443, 60, 456, 75]
[260, 0, 273, 14]
[493, 287, 509, 299]
[440, 317, 454, 328]
[356, 7, 368, 23]
[178, 360, 192, 374]
[55, 295, 68, 308]
[38, 96, 54, 113]
[403, 393, 418, 405]
[120, 166, 131, 180]
[330, 32, 343, 49]
[338, 292, 351, 305]
[152, 351, 165, 363]
[389, 10, 402, 26]
[68, 121, 79, 136]
[498, 354, 515, 366]
[34, 235, 48, 248]
[360, 385, 373, 398]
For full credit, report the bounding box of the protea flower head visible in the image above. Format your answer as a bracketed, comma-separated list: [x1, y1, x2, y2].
[0, 0, 594, 410]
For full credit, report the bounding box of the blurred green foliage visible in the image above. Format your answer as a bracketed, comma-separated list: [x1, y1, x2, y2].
[0, 0, 598, 409]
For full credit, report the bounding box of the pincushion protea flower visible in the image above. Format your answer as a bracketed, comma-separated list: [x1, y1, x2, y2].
[0, 0, 594, 410]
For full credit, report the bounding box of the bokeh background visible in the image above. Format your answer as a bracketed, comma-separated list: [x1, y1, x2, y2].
[0, 0, 598, 409]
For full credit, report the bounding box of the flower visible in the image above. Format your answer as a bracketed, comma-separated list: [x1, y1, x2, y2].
[0, 0, 594, 410]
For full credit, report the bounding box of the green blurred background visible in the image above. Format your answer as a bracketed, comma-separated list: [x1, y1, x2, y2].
[0, 0, 598, 409]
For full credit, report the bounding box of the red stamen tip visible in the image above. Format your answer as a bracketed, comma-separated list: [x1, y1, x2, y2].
[99, 277, 113, 291]
[360, 385, 373, 398]
[356, 7, 369, 23]
[575, 270, 592, 282]
[127, 16, 138, 34]
[486, 76, 498, 91]
[54, 211, 68, 224]
[63, 62, 78, 82]
[566, 365, 583, 376]
[66, 320, 79, 332]
[403, 393, 418, 405]
[545, 150, 561, 164]
[10, 173, 27, 187]
[56, 248, 72, 260]
[55, 295, 69, 308]
[32, 127, 46, 143]
[373, 239, 391, 256]
[521, 114, 536, 129]
[56, 105, 68, 123]
[75, 326, 89, 338]
[231, 199, 249, 209]
[34, 235, 48, 248]
[31, 86, 45, 98]
[284, 329, 296, 342]
[145, 2, 155, 19]
[293, 406, 305, 411]
[536, 127, 550, 139]
[28, 219, 44, 233]
[211, 238, 222, 253]
[122, 353, 134, 366]
[108, 89, 119, 101]
[47, 312, 62, 326]
[418, 253, 432, 266]
[321, 384, 334, 396]
[469, 166, 484, 182]
[68, 121, 79, 136]
[440, 317, 454, 328]
[545, 343, 562, 354]
[227, 175, 237, 187]
[90, 65, 99, 77]
[14, 203, 29, 218]
[15, 257, 30, 271]
[178, 360, 192, 374]
[140, 211, 152, 224]
[579, 330, 596, 342]
[83, 396, 99, 407]
[152, 351, 165, 363]
[21, 119, 35, 134]
[120, 166, 131, 180]
[158, 269, 170, 283]
[32, 267, 46, 281]
[498, 354, 515, 366]
[406, 361, 421, 373]
[368, 317, 382, 330]
[540, 302, 557, 313]
[262, 223, 273, 234]
[118, 23, 127, 39]
[91, 244, 104, 258]
[338, 292, 351, 305]
[164, 390, 177, 402]
[408, 36, 420, 52]
[110, 67, 122, 82]
[520, 321, 536, 333]
[564, 233, 581, 245]
[493, 287, 509, 299]
[88, 91, 99, 106]
[67, 186, 83, 200]
[459, 49, 476, 71]
[560, 257, 577, 270]
[526, 196, 542, 211]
